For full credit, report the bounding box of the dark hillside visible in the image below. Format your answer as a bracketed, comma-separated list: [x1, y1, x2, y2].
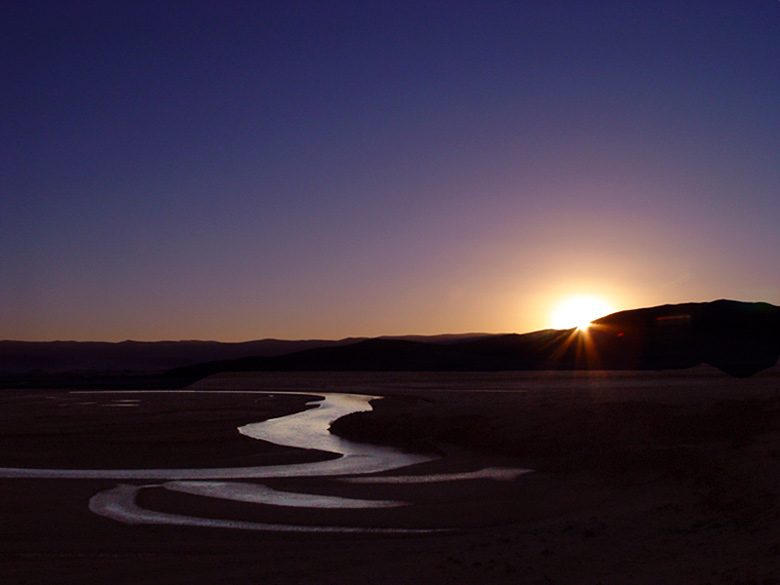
[3, 300, 779, 387]
[168, 300, 780, 380]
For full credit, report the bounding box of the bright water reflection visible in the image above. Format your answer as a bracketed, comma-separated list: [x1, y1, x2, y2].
[3, 390, 528, 532]
[88, 483, 437, 534]
[0, 392, 436, 479]
[344, 467, 532, 483]
[162, 480, 404, 508]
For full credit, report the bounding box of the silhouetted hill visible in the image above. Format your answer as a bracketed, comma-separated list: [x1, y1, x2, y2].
[0, 334, 494, 388]
[167, 300, 780, 381]
[0, 338, 361, 375]
[3, 300, 779, 387]
[0, 334, 495, 376]
[587, 300, 780, 377]
[166, 338, 505, 381]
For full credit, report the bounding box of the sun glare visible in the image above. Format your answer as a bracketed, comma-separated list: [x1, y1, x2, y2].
[551, 296, 612, 330]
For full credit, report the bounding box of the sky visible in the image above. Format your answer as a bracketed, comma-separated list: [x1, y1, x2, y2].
[3, 1, 779, 342]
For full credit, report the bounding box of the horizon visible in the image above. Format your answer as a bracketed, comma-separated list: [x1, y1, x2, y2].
[4, 2, 779, 342]
[4, 297, 777, 344]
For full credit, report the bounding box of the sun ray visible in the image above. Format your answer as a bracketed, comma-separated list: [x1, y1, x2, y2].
[551, 296, 612, 331]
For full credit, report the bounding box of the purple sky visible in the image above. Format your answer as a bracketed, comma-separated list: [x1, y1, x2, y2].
[3, 1, 779, 341]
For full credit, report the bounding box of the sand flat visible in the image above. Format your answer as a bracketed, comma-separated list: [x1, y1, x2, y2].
[2, 367, 780, 584]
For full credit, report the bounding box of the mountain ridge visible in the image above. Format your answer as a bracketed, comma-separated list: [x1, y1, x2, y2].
[2, 301, 779, 386]
[165, 300, 780, 380]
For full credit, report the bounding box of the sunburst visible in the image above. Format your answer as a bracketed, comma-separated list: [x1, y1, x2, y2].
[551, 295, 611, 330]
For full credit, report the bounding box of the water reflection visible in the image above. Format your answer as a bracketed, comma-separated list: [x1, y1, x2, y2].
[0, 392, 435, 479]
[2, 390, 529, 532]
[344, 467, 531, 484]
[163, 480, 404, 508]
[88, 483, 438, 534]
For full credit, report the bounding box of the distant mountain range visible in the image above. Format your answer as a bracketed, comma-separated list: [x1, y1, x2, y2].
[2, 300, 779, 388]
[0, 333, 490, 387]
[0, 337, 366, 374]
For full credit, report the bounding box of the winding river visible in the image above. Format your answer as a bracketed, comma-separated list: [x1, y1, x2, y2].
[0, 392, 434, 479]
[0, 390, 529, 532]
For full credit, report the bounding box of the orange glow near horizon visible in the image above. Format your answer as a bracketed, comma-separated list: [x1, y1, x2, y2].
[550, 295, 613, 331]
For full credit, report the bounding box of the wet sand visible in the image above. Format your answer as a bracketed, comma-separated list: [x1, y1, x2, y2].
[2, 367, 780, 584]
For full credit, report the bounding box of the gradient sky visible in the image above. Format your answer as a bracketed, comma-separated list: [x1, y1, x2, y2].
[3, 1, 779, 341]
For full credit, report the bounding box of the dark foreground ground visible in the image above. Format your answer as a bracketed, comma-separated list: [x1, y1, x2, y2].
[2, 368, 780, 584]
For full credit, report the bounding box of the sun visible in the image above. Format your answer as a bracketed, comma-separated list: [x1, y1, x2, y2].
[551, 295, 612, 330]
